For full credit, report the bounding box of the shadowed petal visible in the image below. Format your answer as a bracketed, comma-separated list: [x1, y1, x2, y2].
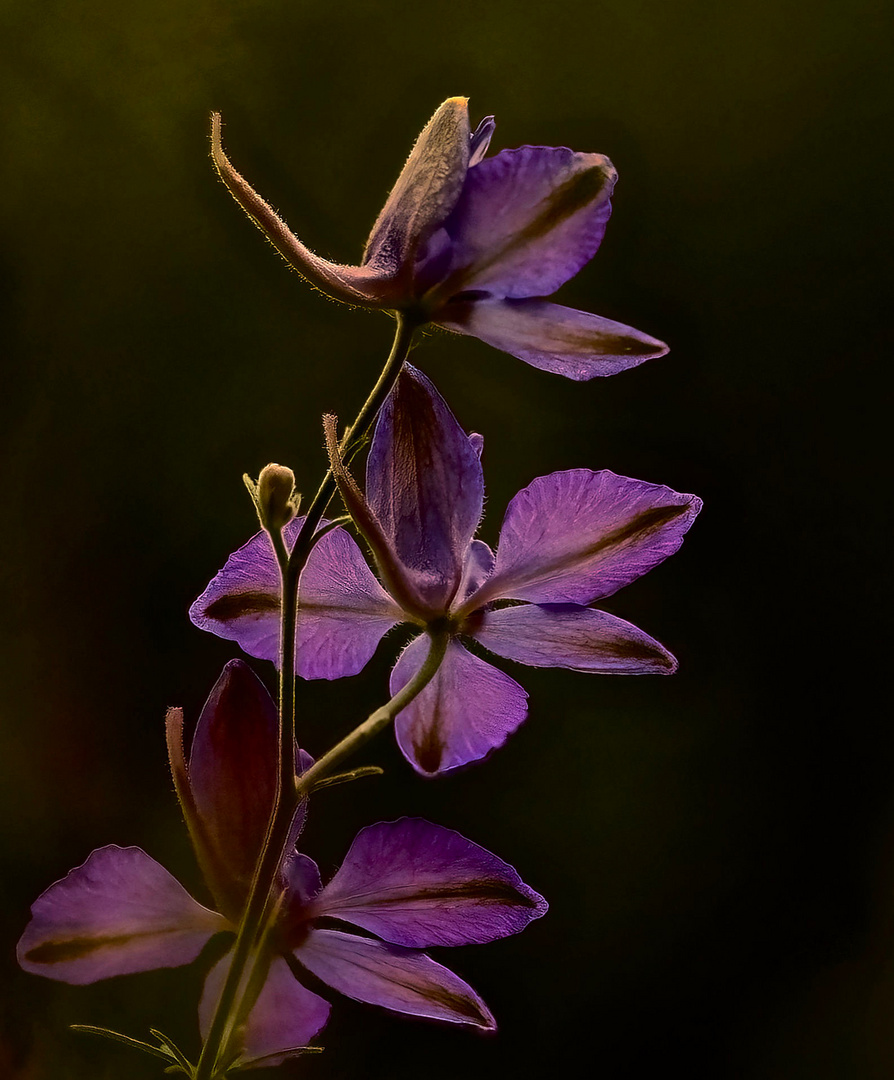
[296, 527, 405, 680]
[366, 365, 484, 613]
[439, 298, 668, 380]
[296, 929, 495, 1029]
[391, 637, 528, 776]
[200, 953, 330, 1067]
[468, 116, 496, 167]
[211, 113, 394, 308]
[310, 818, 547, 947]
[17, 846, 227, 985]
[188, 661, 309, 915]
[469, 470, 701, 608]
[363, 98, 471, 279]
[456, 539, 495, 604]
[442, 145, 616, 299]
[473, 604, 677, 673]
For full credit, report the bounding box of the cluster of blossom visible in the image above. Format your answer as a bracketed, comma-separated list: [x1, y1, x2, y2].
[17, 98, 701, 1076]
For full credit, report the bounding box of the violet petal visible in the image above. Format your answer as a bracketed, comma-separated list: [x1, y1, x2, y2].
[456, 539, 495, 604]
[309, 817, 547, 947]
[363, 98, 471, 277]
[17, 846, 227, 985]
[439, 298, 668, 380]
[296, 928, 495, 1029]
[391, 636, 528, 776]
[473, 603, 677, 673]
[468, 116, 496, 167]
[366, 364, 484, 613]
[296, 527, 405, 680]
[200, 953, 330, 1066]
[470, 469, 701, 608]
[443, 145, 616, 299]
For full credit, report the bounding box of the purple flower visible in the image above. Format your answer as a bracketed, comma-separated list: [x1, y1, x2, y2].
[190, 367, 702, 776]
[17, 661, 546, 1066]
[212, 98, 667, 380]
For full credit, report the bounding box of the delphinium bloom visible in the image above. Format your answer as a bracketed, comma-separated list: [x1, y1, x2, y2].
[191, 366, 702, 776]
[17, 661, 546, 1067]
[212, 98, 667, 380]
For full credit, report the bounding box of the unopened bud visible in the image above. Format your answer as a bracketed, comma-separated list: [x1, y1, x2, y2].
[257, 463, 297, 530]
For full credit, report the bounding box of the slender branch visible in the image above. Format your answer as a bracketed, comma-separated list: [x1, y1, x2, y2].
[194, 314, 418, 1080]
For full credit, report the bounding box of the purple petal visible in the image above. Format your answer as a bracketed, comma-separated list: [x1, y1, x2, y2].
[188, 660, 307, 916]
[310, 818, 547, 947]
[439, 298, 668, 380]
[473, 604, 677, 673]
[363, 98, 471, 278]
[366, 365, 484, 613]
[391, 636, 528, 776]
[468, 470, 702, 608]
[211, 113, 395, 309]
[296, 929, 495, 1029]
[296, 527, 404, 680]
[468, 116, 496, 167]
[17, 846, 227, 985]
[200, 953, 330, 1066]
[456, 539, 495, 604]
[442, 145, 616, 299]
[189, 517, 304, 665]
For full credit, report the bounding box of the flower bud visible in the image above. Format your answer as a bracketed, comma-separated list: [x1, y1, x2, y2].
[257, 463, 297, 530]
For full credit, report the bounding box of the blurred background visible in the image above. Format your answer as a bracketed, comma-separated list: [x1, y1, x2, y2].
[1, 0, 890, 1076]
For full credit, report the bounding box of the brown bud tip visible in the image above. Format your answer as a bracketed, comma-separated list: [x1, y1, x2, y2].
[257, 462, 296, 530]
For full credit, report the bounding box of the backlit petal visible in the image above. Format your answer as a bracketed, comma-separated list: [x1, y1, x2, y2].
[473, 604, 677, 673]
[200, 953, 329, 1067]
[443, 145, 615, 298]
[310, 818, 547, 947]
[17, 846, 227, 985]
[469, 470, 701, 608]
[366, 365, 484, 613]
[439, 298, 668, 380]
[391, 637, 528, 776]
[296, 929, 495, 1029]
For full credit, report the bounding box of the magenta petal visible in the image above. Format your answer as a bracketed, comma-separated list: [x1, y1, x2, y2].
[391, 637, 528, 776]
[200, 953, 330, 1066]
[296, 929, 495, 1029]
[472, 469, 702, 607]
[17, 846, 227, 985]
[366, 365, 484, 613]
[296, 527, 404, 679]
[310, 818, 547, 947]
[440, 298, 668, 380]
[473, 604, 677, 673]
[188, 660, 307, 914]
[444, 145, 616, 299]
[363, 98, 471, 277]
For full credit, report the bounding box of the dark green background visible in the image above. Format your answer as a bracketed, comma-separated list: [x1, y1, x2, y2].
[1, 0, 889, 1076]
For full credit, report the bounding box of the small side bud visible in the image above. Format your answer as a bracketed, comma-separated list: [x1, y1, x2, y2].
[257, 463, 298, 531]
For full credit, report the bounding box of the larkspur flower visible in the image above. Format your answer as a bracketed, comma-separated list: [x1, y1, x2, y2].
[212, 97, 667, 380]
[190, 367, 702, 776]
[17, 661, 546, 1066]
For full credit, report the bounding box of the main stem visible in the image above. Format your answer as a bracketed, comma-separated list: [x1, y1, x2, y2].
[194, 314, 419, 1080]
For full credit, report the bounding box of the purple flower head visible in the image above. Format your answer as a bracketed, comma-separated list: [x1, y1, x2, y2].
[17, 661, 546, 1066]
[191, 367, 702, 776]
[212, 98, 667, 380]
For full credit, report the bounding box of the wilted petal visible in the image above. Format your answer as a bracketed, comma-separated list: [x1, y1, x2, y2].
[363, 98, 471, 279]
[17, 846, 227, 985]
[200, 953, 329, 1066]
[469, 470, 701, 608]
[296, 929, 495, 1029]
[391, 637, 528, 776]
[212, 113, 394, 308]
[473, 604, 677, 673]
[188, 660, 307, 915]
[366, 365, 484, 613]
[310, 818, 547, 947]
[443, 146, 616, 299]
[440, 298, 668, 380]
[297, 527, 404, 680]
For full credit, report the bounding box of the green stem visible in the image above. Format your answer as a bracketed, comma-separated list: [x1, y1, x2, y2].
[194, 313, 418, 1080]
